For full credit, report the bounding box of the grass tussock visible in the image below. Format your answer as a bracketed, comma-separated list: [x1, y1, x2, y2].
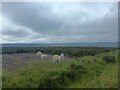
[2, 49, 118, 88]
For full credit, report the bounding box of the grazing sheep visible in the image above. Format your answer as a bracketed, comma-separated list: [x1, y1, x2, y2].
[41, 54, 48, 60]
[36, 51, 48, 60]
[36, 51, 42, 57]
[53, 53, 64, 64]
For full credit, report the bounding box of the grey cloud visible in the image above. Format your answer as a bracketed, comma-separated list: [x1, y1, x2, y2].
[2, 29, 30, 38]
[2, 2, 118, 43]
[3, 2, 64, 34]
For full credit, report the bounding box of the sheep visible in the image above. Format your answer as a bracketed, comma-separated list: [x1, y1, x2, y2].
[36, 51, 42, 58]
[53, 53, 64, 64]
[36, 51, 48, 60]
[61, 53, 64, 60]
[41, 54, 48, 60]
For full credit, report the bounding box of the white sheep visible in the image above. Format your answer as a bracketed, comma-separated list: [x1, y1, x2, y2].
[53, 53, 64, 64]
[41, 54, 48, 60]
[36, 51, 42, 57]
[36, 51, 48, 60]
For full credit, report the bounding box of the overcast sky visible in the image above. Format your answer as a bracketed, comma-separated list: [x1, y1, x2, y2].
[1, 2, 118, 43]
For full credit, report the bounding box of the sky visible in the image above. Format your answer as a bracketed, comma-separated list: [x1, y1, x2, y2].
[1, 2, 118, 43]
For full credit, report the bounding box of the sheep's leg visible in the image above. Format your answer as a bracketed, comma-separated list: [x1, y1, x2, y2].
[57, 60, 59, 64]
[58, 60, 60, 64]
[53, 59, 55, 63]
[39, 56, 41, 60]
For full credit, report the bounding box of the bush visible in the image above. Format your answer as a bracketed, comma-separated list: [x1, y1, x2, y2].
[39, 78, 60, 88]
[2, 47, 116, 57]
[103, 56, 116, 63]
[67, 63, 86, 80]
[38, 63, 87, 88]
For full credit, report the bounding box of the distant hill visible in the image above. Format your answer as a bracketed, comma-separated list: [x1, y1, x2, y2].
[1, 42, 118, 47]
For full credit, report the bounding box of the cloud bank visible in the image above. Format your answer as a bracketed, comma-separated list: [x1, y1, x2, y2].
[1, 2, 118, 43]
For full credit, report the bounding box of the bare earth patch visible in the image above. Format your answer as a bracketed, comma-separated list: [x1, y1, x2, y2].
[2, 53, 53, 71]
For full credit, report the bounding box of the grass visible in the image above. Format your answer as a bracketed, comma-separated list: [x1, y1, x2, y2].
[2, 50, 118, 88]
[69, 63, 118, 88]
[0, 68, 2, 89]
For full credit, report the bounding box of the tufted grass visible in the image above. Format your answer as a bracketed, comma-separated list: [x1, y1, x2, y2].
[2, 50, 118, 88]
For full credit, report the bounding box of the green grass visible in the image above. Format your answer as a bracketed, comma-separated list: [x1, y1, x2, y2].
[69, 63, 118, 88]
[2, 50, 118, 88]
[0, 68, 2, 89]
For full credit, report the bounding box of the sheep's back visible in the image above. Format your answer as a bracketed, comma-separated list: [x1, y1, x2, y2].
[53, 55, 61, 60]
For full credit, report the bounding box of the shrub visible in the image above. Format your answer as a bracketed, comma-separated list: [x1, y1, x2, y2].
[66, 63, 87, 81]
[39, 78, 60, 88]
[103, 56, 116, 63]
[38, 63, 87, 88]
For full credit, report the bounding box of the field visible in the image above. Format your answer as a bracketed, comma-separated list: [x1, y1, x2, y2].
[2, 47, 118, 88]
[0, 54, 1, 89]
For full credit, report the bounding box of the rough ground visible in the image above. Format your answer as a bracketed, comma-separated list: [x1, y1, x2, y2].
[2, 53, 53, 71]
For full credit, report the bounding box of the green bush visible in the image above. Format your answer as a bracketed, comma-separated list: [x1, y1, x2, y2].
[38, 63, 87, 88]
[2, 47, 116, 57]
[66, 63, 86, 80]
[103, 56, 116, 63]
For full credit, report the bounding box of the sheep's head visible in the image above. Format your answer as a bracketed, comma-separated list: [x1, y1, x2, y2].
[61, 53, 64, 56]
[37, 51, 42, 55]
